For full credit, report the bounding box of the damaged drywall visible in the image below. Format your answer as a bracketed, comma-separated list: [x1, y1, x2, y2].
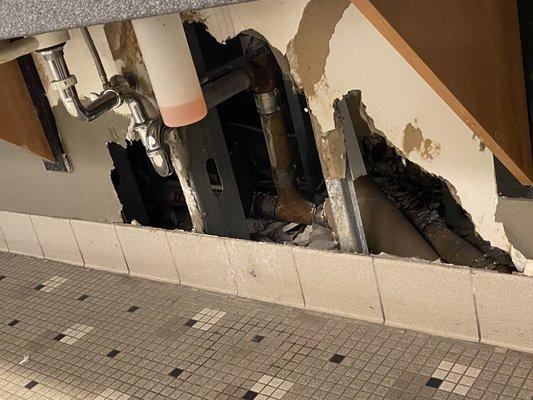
[402, 122, 441, 161]
[288, 0, 351, 98]
[104, 20, 159, 119]
[199, 0, 530, 267]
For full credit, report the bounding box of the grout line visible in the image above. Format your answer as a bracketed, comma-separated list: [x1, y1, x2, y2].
[28, 214, 45, 259]
[113, 224, 131, 275]
[0, 216, 9, 253]
[222, 239, 240, 297]
[372, 257, 386, 325]
[291, 250, 307, 308]
[68, 219, 86, 267]
[469, 271, 482, 343]
[164, 231, 181, 284]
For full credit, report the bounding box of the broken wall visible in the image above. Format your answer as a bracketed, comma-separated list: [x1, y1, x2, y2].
[0, 26, 129, 222]
[0, 1, 530, 266]
[199, 0, 533, 264]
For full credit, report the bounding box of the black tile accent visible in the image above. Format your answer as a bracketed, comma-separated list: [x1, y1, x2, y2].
[107, 349, 120, 358]
[242, 390, 258, 400]
[169, 368, 184, 378]
[53, 333, 66, 341]
[184, 319, 197, 327]
[251, 335, 265, 343]
[25, 380, 38, 389]
[34, 284, 44, 290]
[127, 306, 139, 313]
[7, 319, 19, 327]
[426, 377, 443, 388]
[329, 354, 346, 364]
[78, 294, 89, 301]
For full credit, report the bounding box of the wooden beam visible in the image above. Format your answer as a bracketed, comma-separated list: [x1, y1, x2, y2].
[352, 0, 533, 185]
[0, 60, 54, 161]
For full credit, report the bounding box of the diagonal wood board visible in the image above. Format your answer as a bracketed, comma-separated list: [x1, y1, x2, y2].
[0, 60, 53, 161]
[352, 0, 533, 185]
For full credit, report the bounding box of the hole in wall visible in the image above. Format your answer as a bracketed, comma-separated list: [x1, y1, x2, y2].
[108, 141, 191, 231]
[185, 22, 328, 245]
[346, 90, 515, 272]
[206, 158, 223, 197]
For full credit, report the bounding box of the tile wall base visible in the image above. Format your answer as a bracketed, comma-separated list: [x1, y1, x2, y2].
[0, 210, 531, 353]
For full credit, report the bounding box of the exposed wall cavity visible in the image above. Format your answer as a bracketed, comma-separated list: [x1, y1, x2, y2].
[350, 91, 515, 272]
[199, 0, 531, 267]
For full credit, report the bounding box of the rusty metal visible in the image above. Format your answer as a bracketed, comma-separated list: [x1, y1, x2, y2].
[253, 84, 319, 226]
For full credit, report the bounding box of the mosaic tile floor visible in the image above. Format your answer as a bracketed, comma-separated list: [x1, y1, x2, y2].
[0, 252, 531, 400]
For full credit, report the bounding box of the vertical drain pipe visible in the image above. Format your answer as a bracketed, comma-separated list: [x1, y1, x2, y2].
[253, 89, 320, 225]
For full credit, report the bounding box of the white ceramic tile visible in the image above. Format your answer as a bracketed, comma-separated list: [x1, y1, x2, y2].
[70, 219, 128, 274]
[472, 270, 533, 352]
[30, 215, 83, 266]
[224, 238, 304, 307]
[293, 247, 383, 323]
[0, 224, 7, 252]
[0, 211, 43, 258]
[115, 224, 179, 284]
[167, 230, 236, 294]
[374, 256, 479, 341]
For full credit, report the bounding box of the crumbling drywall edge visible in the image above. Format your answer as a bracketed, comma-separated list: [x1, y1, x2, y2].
[198, 0, 526, 266]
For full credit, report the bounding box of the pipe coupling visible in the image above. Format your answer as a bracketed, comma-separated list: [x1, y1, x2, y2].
[272, 167, 296, 188]
[254, 90, 280, 115]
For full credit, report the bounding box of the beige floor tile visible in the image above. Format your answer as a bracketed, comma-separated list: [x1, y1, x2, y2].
[0, 211, 43, 258]
[473, 270, 533, 352]
[293, 247, 383, 323]
[70, 219, 128, 274]
[116, 224, 179, 283]
[224, 238, 304, 307]
[374, 256, 479, 341]
[30, 215, 83, 266]
[167, 230, 236, 295]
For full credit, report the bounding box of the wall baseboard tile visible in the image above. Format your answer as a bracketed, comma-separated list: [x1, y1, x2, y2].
[472, 269, 533, 353]
[115, 224, 180, 284]
[0, 211, 43, 259]
[0, 211, 531, 353]
[293, 246, 383, 324]
[224, 237, 305, 308]
[70, 219, 128, 274]
[30, 215, 84, 266]
[167, 230, 237, 295]
[374, 256, 479, 342]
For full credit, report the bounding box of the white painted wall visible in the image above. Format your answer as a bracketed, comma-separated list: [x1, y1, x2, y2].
[200, 0, 532, 266]
[0, 26, 127, 222]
